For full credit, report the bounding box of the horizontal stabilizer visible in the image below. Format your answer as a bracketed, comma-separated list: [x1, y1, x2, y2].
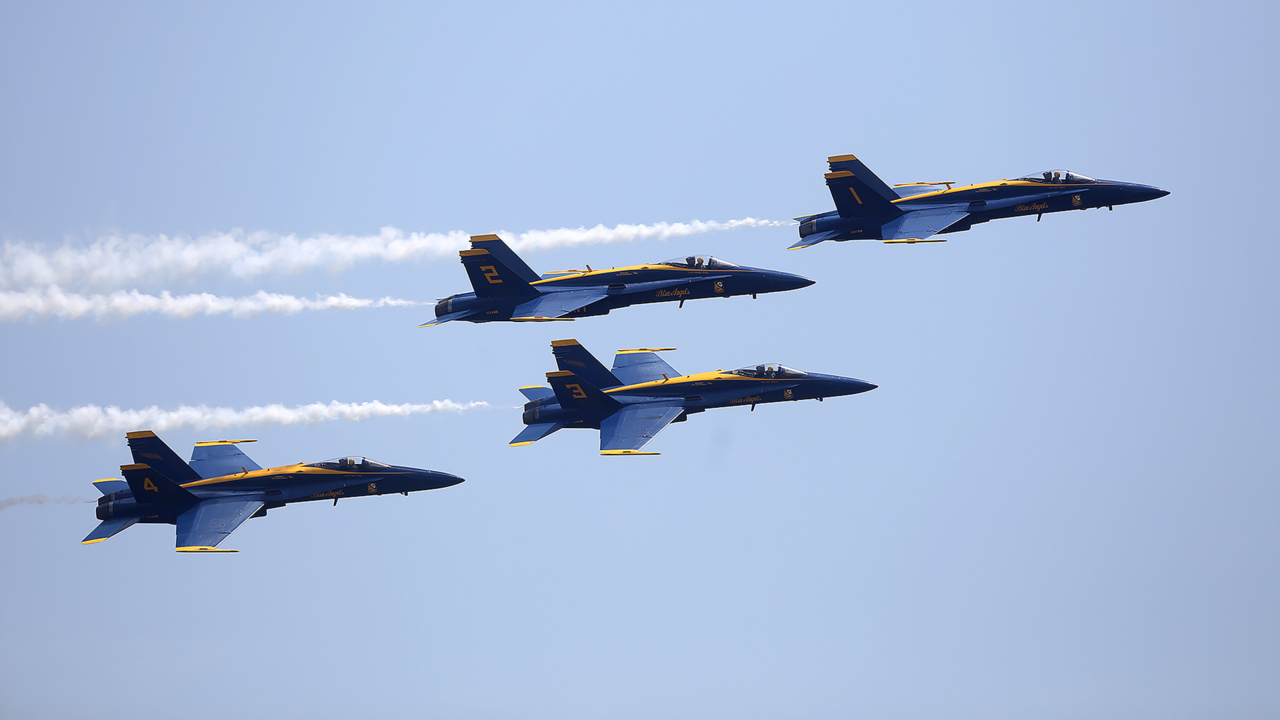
[175, 497, 265, 551]
[512, 291, 606, 321]
[880, 208, 969, 242]
[518, 385, 556, 402]
[788, 229, 846, 250]
[510, 422, 565, 447]
[190, 440, 262, 480]
[552, 339, 621, 389]
[82, 516, 139, 544]
[419, 308, 482, 327]
[599, 402, 685, 454]
[611, 348, 680, 386]
[120, 463, 199, 506]
[93, 478, 129, 496]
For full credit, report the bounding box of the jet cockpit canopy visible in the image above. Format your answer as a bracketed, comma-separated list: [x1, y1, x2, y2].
[307, 457, 390, 471]
[1015, 169, 1096, 184]
[730, 363, 806, 379]
[657, 255, 739, 270]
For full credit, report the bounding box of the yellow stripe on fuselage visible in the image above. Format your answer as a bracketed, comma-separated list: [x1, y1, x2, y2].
[891, 179, 1119, 205]
[605, 370, 774, 395]
[178, 464, 414, 488]
[528, 264, 751, 287]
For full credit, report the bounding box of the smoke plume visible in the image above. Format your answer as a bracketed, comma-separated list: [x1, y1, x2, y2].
[0, 400, 488, 441]
[0, 494, 93, 511]
[0, 218, 787, 291]
[0, 287, 418, 322]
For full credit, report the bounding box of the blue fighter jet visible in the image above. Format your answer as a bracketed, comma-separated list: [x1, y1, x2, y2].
[792, 154, 1169, 248]
[512, 339, 877, 455]
[83, 432, 463, 552]
[423, 234, 813, 326]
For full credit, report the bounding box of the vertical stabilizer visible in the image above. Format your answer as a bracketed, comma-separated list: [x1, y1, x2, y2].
[551, 339, 622, 389]
[126, 431, 202, 483]
[468, 234, 540, 283]
[824, 154, 903, 219]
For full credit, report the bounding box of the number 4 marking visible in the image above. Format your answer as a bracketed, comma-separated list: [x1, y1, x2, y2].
[143, 478, 158, 492]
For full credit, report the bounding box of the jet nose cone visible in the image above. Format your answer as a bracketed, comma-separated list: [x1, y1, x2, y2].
[768, 271, 815, 292]
[849, 379, 878, 394]
[1128, 183, 1169, 203]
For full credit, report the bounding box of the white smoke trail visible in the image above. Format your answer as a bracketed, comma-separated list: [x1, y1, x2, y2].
[0, 494, 93, 511]
[0, 400, 489, 441]
[0, 218, 787, 291]
[0, 286, 418, 322]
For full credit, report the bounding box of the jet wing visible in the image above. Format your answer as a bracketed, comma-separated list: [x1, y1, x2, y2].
[190, 441, 262, 479]
[880, 207, 969, 243]
[611, 349, 681, 386]
[175, 497, 265, 552]
[599, 402, 686, 455]
[511, 290, 607, 321]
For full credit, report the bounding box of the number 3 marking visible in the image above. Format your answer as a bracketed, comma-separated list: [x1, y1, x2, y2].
[565, 383, 587, 399]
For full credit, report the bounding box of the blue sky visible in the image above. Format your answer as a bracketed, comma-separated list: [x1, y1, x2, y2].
[2, 2, 1278, 718]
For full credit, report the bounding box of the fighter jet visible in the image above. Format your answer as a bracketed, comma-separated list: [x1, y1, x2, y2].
[791, 154, 1169, 248]
[83, 432, 463, 552]
[423, 234, 814, 326]
[512, 339, 877, 455]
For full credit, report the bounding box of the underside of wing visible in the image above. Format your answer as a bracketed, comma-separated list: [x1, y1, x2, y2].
[880, 208, 969, 243]
[511, 290, 607, 321]
[599, 403, 686, 455]
[175, 497, 265, 552]
[611, 349, 680, 386]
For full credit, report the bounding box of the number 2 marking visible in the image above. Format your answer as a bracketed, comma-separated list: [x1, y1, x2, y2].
[482, 266, 502, 284]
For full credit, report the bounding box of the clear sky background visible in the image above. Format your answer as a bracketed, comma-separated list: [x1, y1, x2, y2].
[2, 2, 1278, 718]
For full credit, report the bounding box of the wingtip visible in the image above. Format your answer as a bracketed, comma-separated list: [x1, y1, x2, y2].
[81, 538, 107, 545]
[176, 546, 239, 553]
[600, 450, 661, 456]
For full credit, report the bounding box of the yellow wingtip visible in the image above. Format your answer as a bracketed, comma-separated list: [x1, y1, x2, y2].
[81, 538, 107, 545]
[600, 450, 661, 456]
[509, 441, 536, 447]
[176, 546, 239, 553]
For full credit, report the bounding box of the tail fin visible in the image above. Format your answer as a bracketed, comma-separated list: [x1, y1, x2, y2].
[825, 154, 903, 219]
[546, 371, 621, 411]
[126, 431, 201, 483]
[551, 339, 621, 389]
[460, 247, 538, 298]
[468, 234, 539, 283]
[120, 463, 199, 505]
